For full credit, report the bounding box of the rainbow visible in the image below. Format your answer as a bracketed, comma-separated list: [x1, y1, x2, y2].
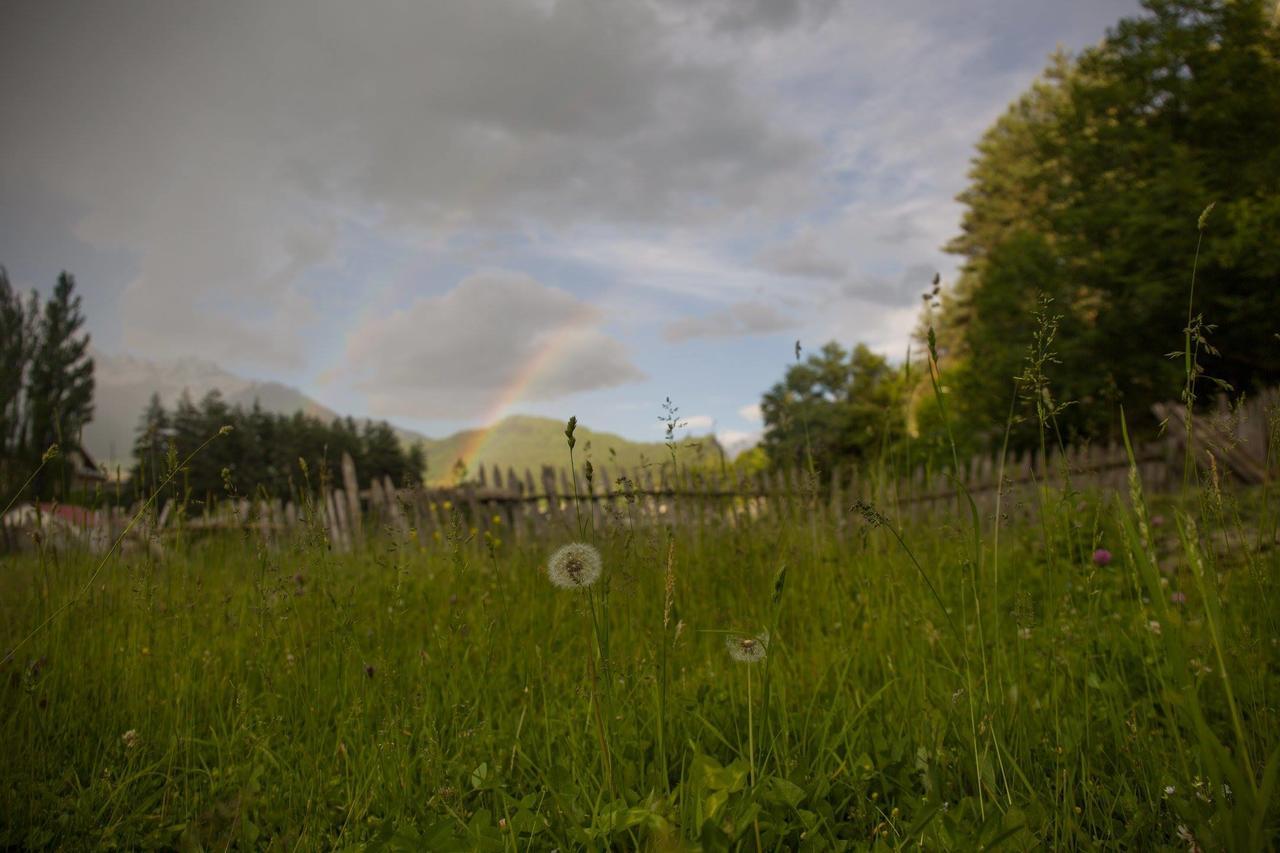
[447, 303, 600, 484]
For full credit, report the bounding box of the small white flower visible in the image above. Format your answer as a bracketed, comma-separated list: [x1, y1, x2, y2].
[1164, 785, 1176, 797]
[726, 630, 768, 663]
[1147, 620, 1162, 635]
[547, 543, 602, 590]
[121, 730, 141, 749]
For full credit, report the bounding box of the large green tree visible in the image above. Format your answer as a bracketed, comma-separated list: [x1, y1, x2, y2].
[939, 0, 1280, 447]
[27, 273, 95, 497]
[761, 342, 906, 474]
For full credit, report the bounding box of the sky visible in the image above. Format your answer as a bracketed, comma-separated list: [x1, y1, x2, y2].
[0, 0, 1141, 448]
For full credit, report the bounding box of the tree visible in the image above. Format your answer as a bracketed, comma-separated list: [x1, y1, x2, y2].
[131, 392, 171, 493]
[0, 269, 39, 492]
[406, 442, 427, 485]
[761, 342, 906, 474]
[936, 0, 1280, 448]
[26, 272, 95, 497]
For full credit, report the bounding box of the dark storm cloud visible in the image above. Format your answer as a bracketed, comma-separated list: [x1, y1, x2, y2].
[0, 0, 815, 364]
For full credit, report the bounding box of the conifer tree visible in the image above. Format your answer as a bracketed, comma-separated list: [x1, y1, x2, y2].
[27, 272, 94, 497]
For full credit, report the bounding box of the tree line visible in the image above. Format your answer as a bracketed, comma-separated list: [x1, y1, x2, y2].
[131, 392, 425, 505]
[761, 0, 1280, 475]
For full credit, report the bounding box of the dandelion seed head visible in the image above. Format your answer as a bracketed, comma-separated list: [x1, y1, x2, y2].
[726, 630, 768, 663]
[547, 543, 602, 590]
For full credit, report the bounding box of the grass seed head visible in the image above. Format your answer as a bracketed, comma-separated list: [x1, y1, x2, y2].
[547, 542, 602, 590]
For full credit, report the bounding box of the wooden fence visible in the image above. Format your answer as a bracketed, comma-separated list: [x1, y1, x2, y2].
[3, 389, 1275, 553]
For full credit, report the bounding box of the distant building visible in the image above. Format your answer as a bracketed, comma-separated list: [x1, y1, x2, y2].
[65, 443, 108, 492]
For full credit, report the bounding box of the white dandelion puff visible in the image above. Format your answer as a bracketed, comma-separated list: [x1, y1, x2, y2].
[547, 543, 602, 590]
[726, 630, 768, 663]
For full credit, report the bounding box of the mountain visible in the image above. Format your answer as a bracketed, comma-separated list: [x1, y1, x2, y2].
[83, 351, 712, 481]
[82, 351, 350, 469]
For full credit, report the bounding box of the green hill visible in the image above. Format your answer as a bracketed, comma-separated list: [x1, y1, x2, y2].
[415, 414, 723, 486]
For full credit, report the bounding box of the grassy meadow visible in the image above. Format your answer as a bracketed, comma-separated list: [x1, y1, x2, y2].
[2, 450, 1278, 850]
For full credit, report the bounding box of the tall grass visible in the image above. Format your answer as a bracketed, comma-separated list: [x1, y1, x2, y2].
[2, 454, 1276, 849]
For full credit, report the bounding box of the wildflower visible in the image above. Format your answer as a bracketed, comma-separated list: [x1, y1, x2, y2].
[1092, 548, 1112, 567]
[547, 543, 603, 590]
[1151, 514, 1165, 528]
[726, 631, 768, 663]
[1164, 785, 1176, 797]
[1170, 591, 1187, 605]
[121, 730, 141, 749]
[1147, 620, 1162, 635]
[1018, 627, 1033, 640]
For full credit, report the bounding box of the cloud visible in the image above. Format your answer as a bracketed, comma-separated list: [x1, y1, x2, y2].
[755, 228, 849, 280]
[344, 271, 644, 419]
[663, 301, 794, 342]
[738, 403, 763, 423]
[1, 0, 816, 366]
[716, 428, 762, 458]
[656, 0, 839, 35]
[655, 413, 715, 434]
[842, 263, 939, 307]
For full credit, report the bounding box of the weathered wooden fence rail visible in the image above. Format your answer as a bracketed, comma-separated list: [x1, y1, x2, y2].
[3, 389, 1275, 553]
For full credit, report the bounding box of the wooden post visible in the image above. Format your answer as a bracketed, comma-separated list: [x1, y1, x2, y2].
[541, 465, 562, 531]
[368, 476, 386, 527]
[341, 452, 362, 546]
[382, 475, 408, 539]
[325, 489, 343, 551]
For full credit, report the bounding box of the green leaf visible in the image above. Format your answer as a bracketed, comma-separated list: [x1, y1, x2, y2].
[762, 776, 806, 808]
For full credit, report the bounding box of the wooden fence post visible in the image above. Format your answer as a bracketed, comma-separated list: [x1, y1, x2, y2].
[341, 452, 362, 547]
